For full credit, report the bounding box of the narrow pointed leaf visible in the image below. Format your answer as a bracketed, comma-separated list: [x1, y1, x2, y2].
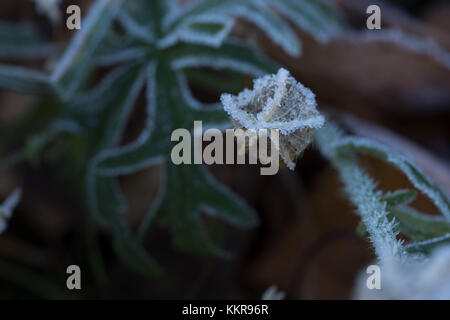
[51, 0, 124, 100]
[138, 163, 258, 257]
[382, 189, 418, 207]
[0, 65, 51, 94]
[0, 21, 53, 60]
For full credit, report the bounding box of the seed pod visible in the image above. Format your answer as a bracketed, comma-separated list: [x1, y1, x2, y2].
[221, 68, 324, 170]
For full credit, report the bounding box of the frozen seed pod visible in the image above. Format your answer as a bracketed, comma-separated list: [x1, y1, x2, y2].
[221, 68, 324, 170]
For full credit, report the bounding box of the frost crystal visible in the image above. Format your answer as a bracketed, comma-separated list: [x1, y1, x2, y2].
[221, 68, 324, 170]
[354, 244, 450, 299]
[32, 0, 61, 24]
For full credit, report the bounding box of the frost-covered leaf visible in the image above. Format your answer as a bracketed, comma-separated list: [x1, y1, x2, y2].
[51, 0, 124, 100]
[137, 163, 258, 256]
[119, 0, 172, 42]
[93, 61, 258, 256]
[316, 121, 450, 263]
[159, 14, 235, 48]
[390, 206, 450, 239]
[359, 203, 450, 242]
[164, 0, 301, 56]
[382, 189, 417, 207]
[168, 40, 276, 76]
[84, 63, 144, 224]
[315, 124, 407, 263]
[0, 65, 52, 94]
[0, 21, 53, 60]
[333, 137, 450, 221]
[353, 29, 450, 71]
[93, 32, 148, 66]
[32, 0, 62, 24]
[267, 0, 343, 43]
[77, 63, 160, 275]
[405, 234, 450, 255]
[233, 0, 301, 56]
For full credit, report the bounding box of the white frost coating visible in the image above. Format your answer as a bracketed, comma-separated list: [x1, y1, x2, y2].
[0, 64, 50, 93]
[96, 48, 147, 67]
[231, 1, 301, 57]
[93, 62, 165, 177]
[161, 0, 301, 56]
[171, 56, 267, 77]
[117, 11, 155, 43]
[50, 0, 119, 83]
[158, 14, 235, 49]
[32, 0, 61, 24]
[267, 0, 338, 43]
[354, 244, 450, 299]
[315, 124, 407, 264]
[0, 188, 22, 234]
[177, 72, 221, 111]
[347, 29, 450, 71]
[221, 68, 324, 170]
[333, 137, 450, 221]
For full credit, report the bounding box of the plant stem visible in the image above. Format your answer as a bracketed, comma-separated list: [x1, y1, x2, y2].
[315, 123, 408, 264]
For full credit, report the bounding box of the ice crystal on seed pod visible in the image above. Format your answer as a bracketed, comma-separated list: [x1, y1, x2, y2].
[354, 244, 450, 299]
[221, 68, 324, 170]
[32, 0, 61, 24]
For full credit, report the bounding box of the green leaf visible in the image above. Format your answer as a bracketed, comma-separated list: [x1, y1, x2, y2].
[390, 206, 450, 238]
[84, 63, 145, 225]
[119, 0, 172, 41]
[94, 60, 258, 257]
[164, 0, 301, 55]
[0, 21, 54, 60]
[317, 122, 450, 262]
[382, 189, 418, 207]
[334, 137, 450, 221]
[94, 31, 149, 66]
[94, 61, 228, 174]
[138, 163, 258, 257]
[356, 203, 450, 242]
[0, 65, 51, 94]
[161, 15, 235, 48]
[315, 124, 407, 262]
[168, 40, 277, 76]
[51, 0, 124, 100]
[405, 234, 450, 255]
[78, 63, 160, 276]
[268, 0, 343, 43]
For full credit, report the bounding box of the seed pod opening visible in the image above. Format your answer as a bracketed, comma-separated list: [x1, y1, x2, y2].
[221, 68, 325, 170]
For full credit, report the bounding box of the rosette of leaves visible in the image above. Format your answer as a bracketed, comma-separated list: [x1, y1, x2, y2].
[0, 0, 342, 276]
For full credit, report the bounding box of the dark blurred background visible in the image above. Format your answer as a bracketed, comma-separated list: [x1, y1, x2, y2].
[0, 0, 449, 299]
